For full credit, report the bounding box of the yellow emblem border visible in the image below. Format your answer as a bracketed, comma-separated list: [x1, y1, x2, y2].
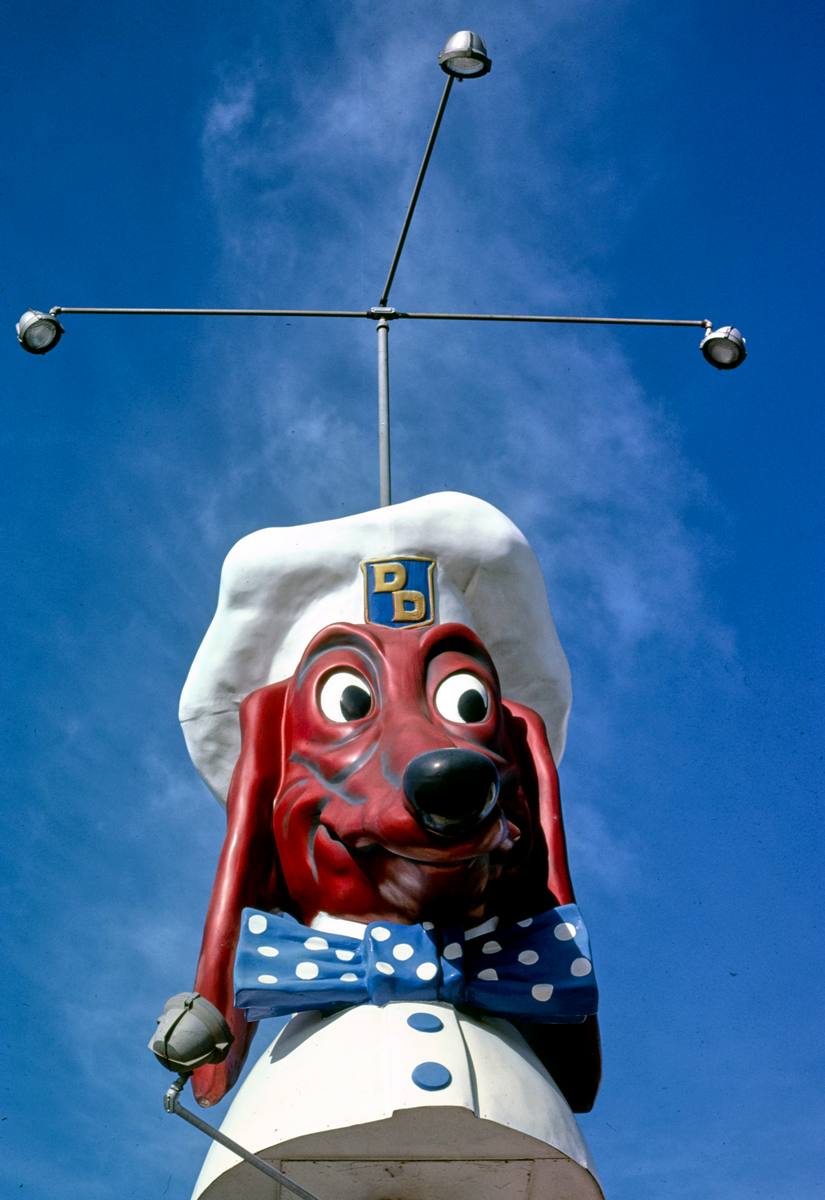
[360, 554, 436, 629]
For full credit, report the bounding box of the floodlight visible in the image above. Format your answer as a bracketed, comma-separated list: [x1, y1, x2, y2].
[16, 309, 64, 354]
[700, 325, 747, 370]
[438, 30, 491, 78]
[149, 992, 233, 1074]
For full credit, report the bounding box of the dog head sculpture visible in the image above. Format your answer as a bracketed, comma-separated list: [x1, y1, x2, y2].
[271, 619, 573, 924]
[180, 494, 600, 1111]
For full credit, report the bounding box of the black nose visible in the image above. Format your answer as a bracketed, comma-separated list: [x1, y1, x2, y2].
[403, 748, 500, 838]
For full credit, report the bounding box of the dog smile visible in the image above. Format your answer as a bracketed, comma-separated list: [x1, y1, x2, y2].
[320, 805, 519, 865]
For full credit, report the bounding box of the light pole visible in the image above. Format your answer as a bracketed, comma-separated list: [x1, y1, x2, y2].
[16, 27, 747, 511]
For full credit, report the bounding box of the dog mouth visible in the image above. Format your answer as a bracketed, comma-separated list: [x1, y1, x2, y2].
[316, 812, 521, 924]
[321, 807, 518, 867]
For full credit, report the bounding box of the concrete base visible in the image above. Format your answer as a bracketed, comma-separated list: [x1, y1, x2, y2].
[192, 1002, 603, 1200]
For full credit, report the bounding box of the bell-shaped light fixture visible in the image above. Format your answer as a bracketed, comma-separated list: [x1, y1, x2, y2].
[149, 991, 233, 1074]
[17, 309, 64, 355]
[700, 325, 747, 370]
[438, 30, 491, 79]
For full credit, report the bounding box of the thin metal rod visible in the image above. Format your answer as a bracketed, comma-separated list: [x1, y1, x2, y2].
[47, 306, 712, 329]
[376, 319, 392, 506]
[378, 75, 454, 307]
[164, 1077, 323, 1200]
[50, 306, 368, 318]
[399, 312, 713, 328]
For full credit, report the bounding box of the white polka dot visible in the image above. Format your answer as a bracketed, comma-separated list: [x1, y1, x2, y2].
[335, 948, 355, 961]
[257, 945, 279, 958]
[531, 983, 554, 1002]
[477, 968, 498, 981]
[422, 921, 434, 931]
[443, 942, 463, 960]
[257, 973, 278, 984]
[340, 972, 358, 982]
[295, 961, 319, 980]
[571, 957, 592, 977]
[416, 962, 438, 981]
[247, 914, 268, 934]
[392, 943, 414, 961]
[482, 940, 502, 955]
[370, 926, 391, 942]
[304, 935, 328, 951]
[375, 961, 394, 976]
[518, 950, 539, 965]
[554, 922, 577, 941]
[517, 917, 533, 928]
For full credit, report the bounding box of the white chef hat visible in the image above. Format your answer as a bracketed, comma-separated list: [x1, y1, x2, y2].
[180, 492, 571, 803]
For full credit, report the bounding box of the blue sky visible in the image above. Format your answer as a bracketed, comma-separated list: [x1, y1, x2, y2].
[2, 2, 822, 1197]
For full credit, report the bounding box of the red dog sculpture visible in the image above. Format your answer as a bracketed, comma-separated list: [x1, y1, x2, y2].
[192, 620, 601, 1112]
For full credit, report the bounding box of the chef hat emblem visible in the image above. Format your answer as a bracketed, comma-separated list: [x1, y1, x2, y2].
[180, 492, 571, 803]
[362, 556, 436, 628]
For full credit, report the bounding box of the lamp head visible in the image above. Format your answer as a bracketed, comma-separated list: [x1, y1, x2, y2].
[438, 30, 491, 79]
[16, 310, 64, 355]
[700, 325, 747, 370]
[148, 992, 233, 1074]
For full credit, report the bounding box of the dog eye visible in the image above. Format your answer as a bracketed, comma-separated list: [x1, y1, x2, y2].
[434, 672, 489, 724]
[318, 670, 373, 722]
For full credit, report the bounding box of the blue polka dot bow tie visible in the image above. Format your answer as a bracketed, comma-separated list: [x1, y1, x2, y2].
[234, 904, 597, 1023]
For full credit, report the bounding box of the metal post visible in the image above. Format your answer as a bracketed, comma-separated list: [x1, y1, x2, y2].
[376, 318, 392, 506]
[378, 74, 454, 307]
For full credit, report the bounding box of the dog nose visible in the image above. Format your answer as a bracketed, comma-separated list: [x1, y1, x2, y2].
[403, 748, 500, 838]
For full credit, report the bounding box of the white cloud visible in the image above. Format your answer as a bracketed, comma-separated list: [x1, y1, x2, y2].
[204, 78, 256, 139]
[565, 797, 641, 896]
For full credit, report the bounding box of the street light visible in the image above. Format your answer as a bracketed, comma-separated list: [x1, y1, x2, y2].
[16, 29, 747, 510]
[438, 30, 492, 78]
[700, 325, 747, 370]
[16, 309, 64, 354]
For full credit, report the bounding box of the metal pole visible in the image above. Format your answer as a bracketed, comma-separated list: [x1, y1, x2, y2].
[378, 74, 454, 307]
[164, 1076, 324, 1200]
[399, 312, 713, 328]
[376, 318, 391, 506]
[45, 305, 712, 330]
[50, 306, 368, 319]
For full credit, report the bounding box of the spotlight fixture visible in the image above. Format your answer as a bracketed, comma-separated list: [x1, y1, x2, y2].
[438, 30, 492, 78]
[16, 309, 64, 355]
[700, 325, 747, 370]
[149, 992, 233, 1074]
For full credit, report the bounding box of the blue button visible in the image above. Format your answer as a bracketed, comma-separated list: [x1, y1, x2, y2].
[411, 1061, 452, 1091]
[407, 1012, 444, 1033]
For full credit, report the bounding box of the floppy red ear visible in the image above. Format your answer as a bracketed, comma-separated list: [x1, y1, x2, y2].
[502, 698, 601, 1111]
[502, 697, 574, 906]
[191, 681, 287, 1107]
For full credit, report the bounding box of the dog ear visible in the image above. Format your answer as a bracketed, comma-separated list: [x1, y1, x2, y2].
[502, 698, 602, 1111]
[501, 697, 574, 906]
[191, 681, 287, 1107]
